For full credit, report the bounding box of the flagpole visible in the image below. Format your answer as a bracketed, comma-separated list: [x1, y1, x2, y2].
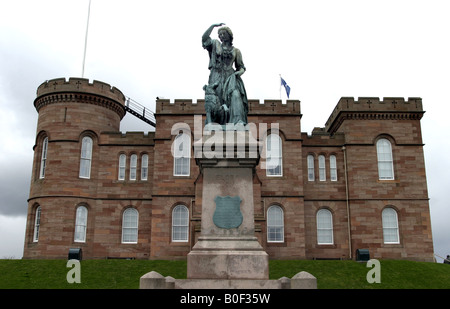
[82, 0, 92, 78]
[279, 74, 282, 100]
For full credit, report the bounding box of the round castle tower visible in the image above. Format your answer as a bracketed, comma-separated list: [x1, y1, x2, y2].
[24, 77, 126, 259]
[34, 77, 125, 136]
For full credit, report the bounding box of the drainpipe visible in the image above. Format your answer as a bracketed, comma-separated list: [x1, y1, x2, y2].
[342, 146, 352, 259]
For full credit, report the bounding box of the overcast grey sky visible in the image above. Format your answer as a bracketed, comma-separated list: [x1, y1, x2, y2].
[1, 0, 449, 261]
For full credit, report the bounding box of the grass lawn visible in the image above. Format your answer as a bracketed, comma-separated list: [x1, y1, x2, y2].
[0, 259, 449, 289]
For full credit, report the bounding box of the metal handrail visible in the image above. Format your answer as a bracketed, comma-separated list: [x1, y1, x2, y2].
[124, 97, 156, 127]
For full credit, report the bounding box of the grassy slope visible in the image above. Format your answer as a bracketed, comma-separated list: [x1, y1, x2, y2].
[0, 259, 449, 289]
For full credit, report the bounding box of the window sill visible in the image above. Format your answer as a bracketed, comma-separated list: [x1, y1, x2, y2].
[377, 179, 399, 184]
[315, 244, 337, 249]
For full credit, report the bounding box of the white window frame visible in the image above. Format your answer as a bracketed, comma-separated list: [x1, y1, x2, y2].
[74, 206, 88, 243]
[172, 205, 189, 242]
[122, 208, 139, 244]
[317, 209, 334, 245]
[173, 133, 190, 176]
[141, 154, 148, 181]
[33, 206, 41, 242]
[382, 208, 400, 244]
[330, 155, 337, 181]
[267, 205, 284, 243]
[39, 137, 48, 179]
[318, 155, 326, 181]
[130, 154, 137, 181]
[377, 138, 394, 180]
[79, 136, 93, 179]
[266, 134, 283, 177]
[118, 154, 126, 180]
[307, 154, 315, 181]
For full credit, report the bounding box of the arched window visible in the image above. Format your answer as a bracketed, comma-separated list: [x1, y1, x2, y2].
[122, 208, 138, 243]
[74, 206, 88, 242]
[377, 138, 394, 180]
[141, 154, 149, 181]
[130, 154, 137, 181]
[33, 206, 41, 242]
[79, 136, 93, 179]
[172, 205, 189, 242]
[39, 137, 48, 179]
[173, 133, 190, 176]
[382, 208, 399, 244]
[330, 155, 337, 181]
[318, 155, 326, 181]
[307, 154, 315, 181]
[118, 154, 126, 180]
[266, 134, 282, 176]
[317, 209, 333, 244]
[267, 205, 284, 242]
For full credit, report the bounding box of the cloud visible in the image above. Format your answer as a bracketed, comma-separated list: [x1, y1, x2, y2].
[0, 215, 26, 258]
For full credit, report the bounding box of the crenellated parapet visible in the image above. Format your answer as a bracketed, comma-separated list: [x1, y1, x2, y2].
[100, 131, 155, 146]
[156, 99, 205, 114]
[248, 99, 300, 115]
[155, 98, 301, 115]
[34, 77, 126, 119]
[325, 97, 424, 134]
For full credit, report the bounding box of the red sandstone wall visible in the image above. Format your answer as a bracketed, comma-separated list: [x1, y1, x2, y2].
[25, 86, 433, 261]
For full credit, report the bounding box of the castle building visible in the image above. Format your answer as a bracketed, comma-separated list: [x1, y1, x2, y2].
[23, 77, 434, 261]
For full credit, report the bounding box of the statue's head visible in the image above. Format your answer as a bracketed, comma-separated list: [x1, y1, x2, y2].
[218, 26, 233, 44]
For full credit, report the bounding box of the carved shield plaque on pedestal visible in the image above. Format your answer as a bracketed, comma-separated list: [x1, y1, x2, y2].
[213, 196, 243, 229]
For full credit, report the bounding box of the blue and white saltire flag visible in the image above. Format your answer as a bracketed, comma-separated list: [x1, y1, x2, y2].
[280, 76, 291, 98]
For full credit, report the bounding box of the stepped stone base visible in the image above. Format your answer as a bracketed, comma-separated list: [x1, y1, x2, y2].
[140, 271, 317, 289]
[187, 236, 269, 280]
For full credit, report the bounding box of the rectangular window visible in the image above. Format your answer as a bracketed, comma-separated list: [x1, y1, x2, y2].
[39, 137, 48, 179]
[330, 155, 337, 181]
[377, 139, 394, 180]
[122, 209, 138, 244]
[79, 137, 93, 179]
[74, 206, 88, 243]
[317, 209, 333, 245]
[174, 157, 190, 176]
[318, 155, 326, 181]
[141, 154, 148, 181]
[130, 154, 137, 181]
[118, 154, 126, 180]
[307, 155, 315, 181]
[33, 207, 41, 242]
[267, 206, 284, 242]
[266, 134, 282, 177]
[174, 134, 190, 176]
[172, 205, 189, 242]
[382, 208, 399, 244]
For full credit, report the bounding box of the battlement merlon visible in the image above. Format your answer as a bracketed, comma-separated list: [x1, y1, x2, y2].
[325, 97, 424, 134]
[155, 99, 301, 115]
[36, 77, 126, 105]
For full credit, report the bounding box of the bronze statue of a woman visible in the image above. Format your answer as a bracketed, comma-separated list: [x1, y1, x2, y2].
[202, 23, 248, 126]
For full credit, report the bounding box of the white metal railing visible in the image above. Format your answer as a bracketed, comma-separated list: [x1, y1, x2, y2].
[124, 97, 156, 127]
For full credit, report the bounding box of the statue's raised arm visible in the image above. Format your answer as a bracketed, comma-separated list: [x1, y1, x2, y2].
[202, 23, 225, 44]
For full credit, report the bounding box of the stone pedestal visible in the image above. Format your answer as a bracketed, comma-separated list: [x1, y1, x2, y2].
[187, 130, 269, 279]
[140, 129, 317, 289]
